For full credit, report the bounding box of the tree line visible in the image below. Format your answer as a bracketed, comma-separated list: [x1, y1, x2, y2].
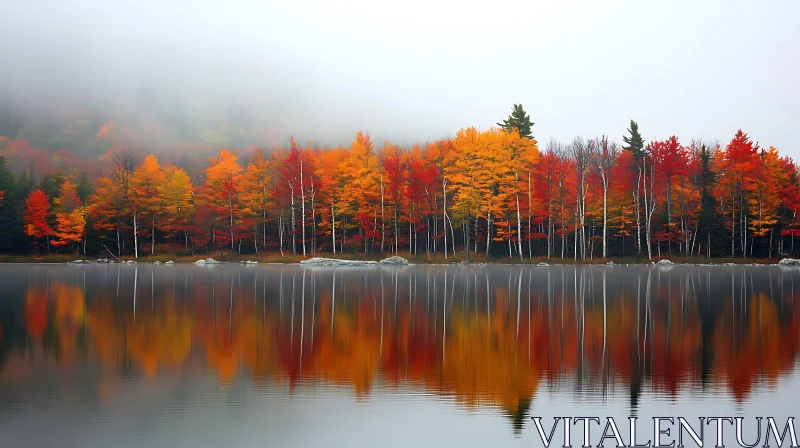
[0, 106, 798, 260]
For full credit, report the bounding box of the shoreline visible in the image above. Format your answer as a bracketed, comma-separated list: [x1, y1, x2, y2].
[0, 254, 796, 266]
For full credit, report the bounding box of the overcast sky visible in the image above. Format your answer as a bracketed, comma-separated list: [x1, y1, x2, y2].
[1, 0, 797, 154]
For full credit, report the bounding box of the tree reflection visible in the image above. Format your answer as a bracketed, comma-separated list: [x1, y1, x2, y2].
[3, 265, 800, 434]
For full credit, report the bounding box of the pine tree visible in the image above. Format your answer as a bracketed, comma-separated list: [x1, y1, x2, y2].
[697, 144, 722, 256]
[622, 120, 646, 158]
[0, 157, 20, 253]
[497, 104, 534, 139]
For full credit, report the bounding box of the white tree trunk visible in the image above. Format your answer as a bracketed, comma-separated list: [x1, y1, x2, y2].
[229, 195, 234, 251]
[300, 161, 306, 257]
[263, 184, 267, 250]
[644, 161, 656, 260]
[133, 213, 139, 259]
[515, 173, 523, 260]
[380, 174, 385, 253]
[528, 170, 533, 259]
[485, 210, 491, 257]
[602, 175, 608, 258]
[635, 167, 642, 253]
[290, 184, 296, 255]
[278, 215, 284, 256]
[442, 177, 447, 260]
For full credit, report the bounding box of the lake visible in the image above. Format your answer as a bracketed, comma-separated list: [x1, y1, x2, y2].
[0, 263, 797, 447]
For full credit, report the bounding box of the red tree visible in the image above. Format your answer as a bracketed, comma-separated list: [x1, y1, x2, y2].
[23, 189, 54, 253]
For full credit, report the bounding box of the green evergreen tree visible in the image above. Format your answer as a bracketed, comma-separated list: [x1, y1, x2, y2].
[76, 172, 93, 204]
[0, 158, 20, 253]
[497, 104, 534, 139]
[39, 171, 64, 206]
[697, 144, 724, 256]
[622, 120, 646, 158]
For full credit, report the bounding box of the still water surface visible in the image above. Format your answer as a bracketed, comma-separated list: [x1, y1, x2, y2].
[0, 264, 797, 447]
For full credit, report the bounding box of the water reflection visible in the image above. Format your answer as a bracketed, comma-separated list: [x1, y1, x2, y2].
[0, 264, 798, 435]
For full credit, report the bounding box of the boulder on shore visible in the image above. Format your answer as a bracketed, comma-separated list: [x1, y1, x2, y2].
[656, 259, 675, 266]
[300, 258, 378, 266]
[69, 260, 88, 264]
[778, 258, 800, 266]
[379, 256, 409, 265]
[536, 262, 550, 267]
[166, 260, 175, 264]
[299, 256, 409, 267]
[195, 258, 223, 265]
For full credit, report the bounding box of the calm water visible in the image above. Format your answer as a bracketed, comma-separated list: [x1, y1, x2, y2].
[0, 263, 798, 447]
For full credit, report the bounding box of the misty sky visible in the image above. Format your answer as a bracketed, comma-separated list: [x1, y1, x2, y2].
[1, 0, 798, 154]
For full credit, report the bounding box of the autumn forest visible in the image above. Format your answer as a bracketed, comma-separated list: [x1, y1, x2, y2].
[0, 105, 797, 261]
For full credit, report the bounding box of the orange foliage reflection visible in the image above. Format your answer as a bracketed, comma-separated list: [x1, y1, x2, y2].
[5, 266, 800, 418]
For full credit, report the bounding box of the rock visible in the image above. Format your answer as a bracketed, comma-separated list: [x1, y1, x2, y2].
[245, 260, 259, 265]
[379, 256, 409, 265]
[300, 257, 378, 266]
[126, 260, 136, 264]
[606, 261, 614, 266]
[656, 259, 675, 266]
[153, 261, 161, 264]
[166, 260, 175, 264]
[94, 258, 109, 264]
[536, 262, 550, 267]
[195, 258, 223, 265]
[69, 259, 88, 264]
[778, 258, 800, 266]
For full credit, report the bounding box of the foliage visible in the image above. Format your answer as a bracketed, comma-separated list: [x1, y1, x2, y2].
[0, 121, 796, 260]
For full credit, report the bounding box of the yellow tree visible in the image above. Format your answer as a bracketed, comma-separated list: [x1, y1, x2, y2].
[241, 148, 271, 252]
[341, 131, 380, 252]
[131, 154, 166, 256]
[316, 147, 353, 253]
[501, 129, 538, 259]
[158, 165, 194, 250]
[747, 146, 782, 251]
[445, 127, 490, 260]
[200, 150, 243, 251]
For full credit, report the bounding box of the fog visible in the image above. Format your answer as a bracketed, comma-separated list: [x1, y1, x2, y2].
[1, 0, 798, 153]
